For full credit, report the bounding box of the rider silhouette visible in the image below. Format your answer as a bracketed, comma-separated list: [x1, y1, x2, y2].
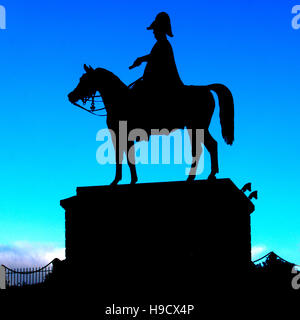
[129, 12, 183, 115]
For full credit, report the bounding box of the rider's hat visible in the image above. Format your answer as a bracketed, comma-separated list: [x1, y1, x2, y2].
[147, 12, 174, 37]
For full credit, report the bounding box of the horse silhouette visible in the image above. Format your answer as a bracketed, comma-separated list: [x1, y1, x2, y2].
[68, 65, 234, 185]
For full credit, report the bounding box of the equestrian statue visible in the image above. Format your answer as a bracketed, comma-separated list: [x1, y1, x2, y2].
[68, 12, 234, 185]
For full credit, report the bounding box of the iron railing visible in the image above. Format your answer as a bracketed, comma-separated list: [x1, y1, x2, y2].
[1, 259, 55, 288]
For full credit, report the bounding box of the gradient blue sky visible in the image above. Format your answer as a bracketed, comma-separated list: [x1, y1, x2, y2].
[0, 0, 300, 266]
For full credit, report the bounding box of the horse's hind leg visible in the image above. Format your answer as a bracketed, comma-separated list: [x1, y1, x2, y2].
[187, 128, 203, 181]
[204, 129, 219, 180]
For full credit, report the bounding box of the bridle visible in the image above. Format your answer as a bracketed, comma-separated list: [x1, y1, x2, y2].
[71, 77, 143, 117]
[71, 94, 107, 117]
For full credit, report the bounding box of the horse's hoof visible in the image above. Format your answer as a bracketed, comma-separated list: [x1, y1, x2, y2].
[130, 179, 138, 185]
[187, 175, 196, 182]
[208, 173, 217, 180]
[110, 179, 120, 186]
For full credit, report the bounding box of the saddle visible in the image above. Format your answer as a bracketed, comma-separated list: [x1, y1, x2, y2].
[128, 78, 185, 126]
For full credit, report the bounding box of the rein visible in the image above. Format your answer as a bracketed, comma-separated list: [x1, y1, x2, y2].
[72, 77, 143, 117]
[72, 94, 107, 117]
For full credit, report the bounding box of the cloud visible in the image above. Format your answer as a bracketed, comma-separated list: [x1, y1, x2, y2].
[0, 241, 65, 268]
[251, 245, 267, 260]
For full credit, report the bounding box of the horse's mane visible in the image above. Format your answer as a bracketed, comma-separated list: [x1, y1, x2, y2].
[95, 68, 128, 91]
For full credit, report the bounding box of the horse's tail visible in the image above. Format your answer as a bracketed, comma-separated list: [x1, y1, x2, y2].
[207, 84, 234, 145]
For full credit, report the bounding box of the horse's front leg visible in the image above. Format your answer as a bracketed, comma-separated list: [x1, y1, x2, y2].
[127, 140, 138, 185]
[111, 161, 123, 186]
[111, 131, 124, 186]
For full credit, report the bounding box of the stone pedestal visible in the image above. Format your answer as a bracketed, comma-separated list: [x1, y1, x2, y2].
[60, 179, 254, 299]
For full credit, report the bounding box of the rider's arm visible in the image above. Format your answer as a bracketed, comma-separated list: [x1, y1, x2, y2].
[129, 54, 150, 69]
[138, 54, 150, 63]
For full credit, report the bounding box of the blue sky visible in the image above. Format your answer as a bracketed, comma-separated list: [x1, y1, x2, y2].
[0, 0, 300, 266]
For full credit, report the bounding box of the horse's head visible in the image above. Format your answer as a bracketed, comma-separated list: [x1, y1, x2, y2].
[68, 64, 98, 105]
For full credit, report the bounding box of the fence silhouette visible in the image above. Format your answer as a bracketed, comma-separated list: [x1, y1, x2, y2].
[1, 260, 54, 288]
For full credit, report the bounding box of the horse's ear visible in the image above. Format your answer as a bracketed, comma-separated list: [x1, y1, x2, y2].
[84, 64, 90, 73]
[84, 64, 94, 73]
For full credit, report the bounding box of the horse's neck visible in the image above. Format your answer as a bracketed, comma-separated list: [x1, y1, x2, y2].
[95, 69, 128, 112]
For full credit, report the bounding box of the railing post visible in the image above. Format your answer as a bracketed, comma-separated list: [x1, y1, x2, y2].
[0, 265, 6, 289]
